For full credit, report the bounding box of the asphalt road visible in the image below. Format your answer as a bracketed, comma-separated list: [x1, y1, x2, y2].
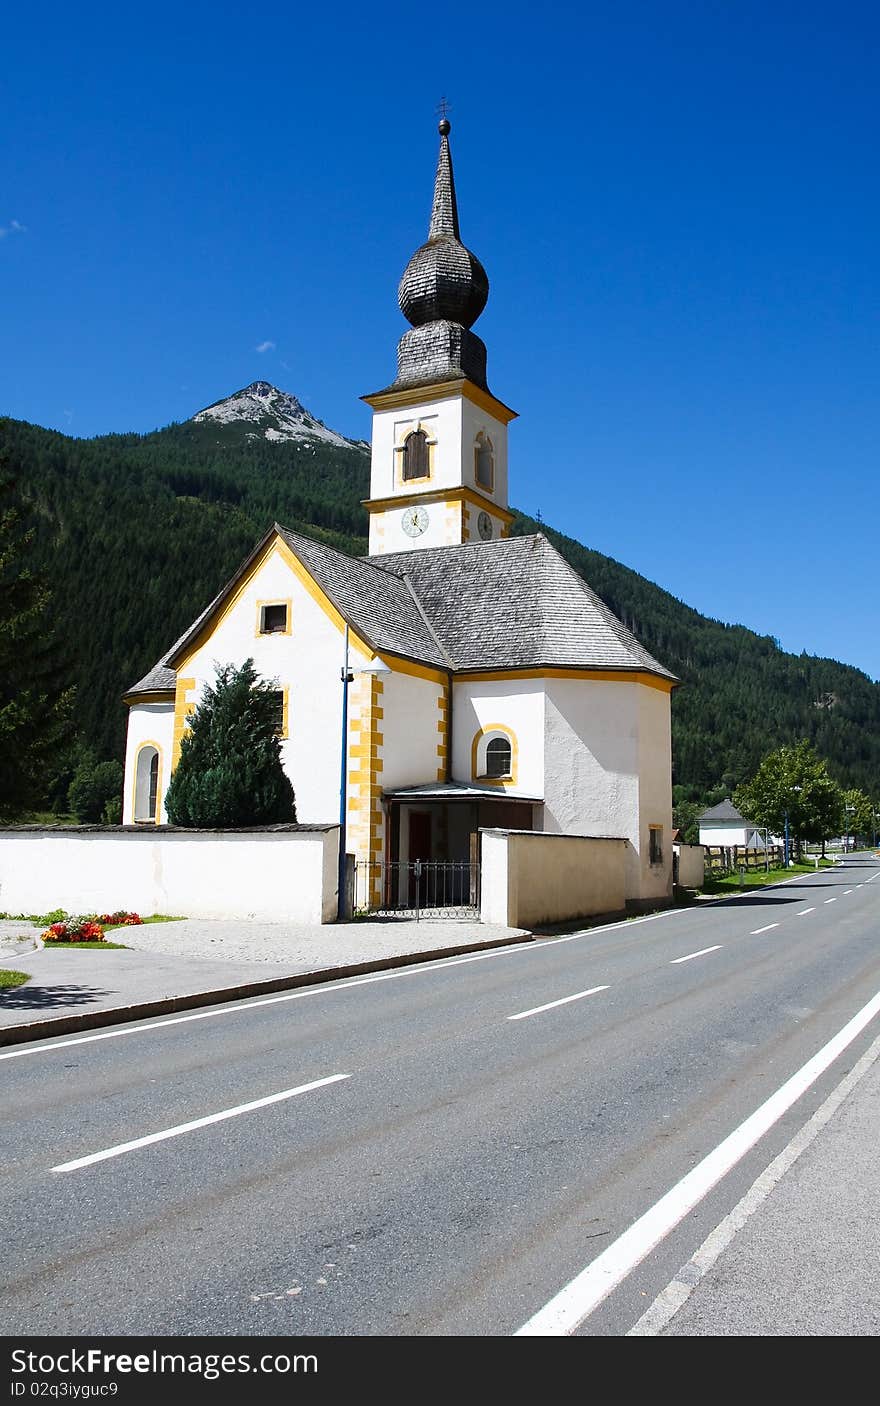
[2, 855, 878, 1337]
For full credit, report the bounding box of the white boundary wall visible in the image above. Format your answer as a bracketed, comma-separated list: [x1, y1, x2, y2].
[480, 829, 628, 928]
[674, 843, 705, 889]
[0, 826, 340, 925]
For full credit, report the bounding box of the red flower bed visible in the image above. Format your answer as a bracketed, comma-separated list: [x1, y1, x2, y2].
[42, 918, 106, 943]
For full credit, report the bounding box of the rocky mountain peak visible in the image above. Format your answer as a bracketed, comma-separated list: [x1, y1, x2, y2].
[192, 382, 363, 449]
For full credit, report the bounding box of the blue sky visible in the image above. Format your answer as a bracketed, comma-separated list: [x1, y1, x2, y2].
[3, 1, 878, 679]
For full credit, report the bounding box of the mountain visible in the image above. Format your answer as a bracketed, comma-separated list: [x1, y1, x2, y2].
[2, 385, 879, 803]
[192, 381, 367, 450]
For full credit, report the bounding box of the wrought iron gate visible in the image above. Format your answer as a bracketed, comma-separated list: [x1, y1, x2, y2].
[354, 858, 480, 920]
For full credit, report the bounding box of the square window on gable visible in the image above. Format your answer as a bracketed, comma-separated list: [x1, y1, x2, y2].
[260, 603, 289, 635]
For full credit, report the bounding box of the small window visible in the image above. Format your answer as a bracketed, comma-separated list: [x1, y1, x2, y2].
[260, 603, 288, 634]
[649, 826, 663, 865]
[475, 434, 494, 490]
[402, 429, 429, 481]
[269, 691, 286, 738]
[485, 736, 512, 778]
[134, 745, 160, 823]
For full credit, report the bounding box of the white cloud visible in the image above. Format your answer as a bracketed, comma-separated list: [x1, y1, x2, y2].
[255, 339, 275, 354]
[0, 219, 26, 240]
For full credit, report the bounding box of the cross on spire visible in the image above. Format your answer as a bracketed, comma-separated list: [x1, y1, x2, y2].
[436, 96, 451, 121]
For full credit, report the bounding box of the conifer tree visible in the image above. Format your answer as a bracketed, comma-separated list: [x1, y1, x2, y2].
[164, 660, 296, 827]
[0, 470, 73, 819]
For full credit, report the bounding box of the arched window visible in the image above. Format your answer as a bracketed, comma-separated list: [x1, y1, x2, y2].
[475, 433, 494, 491]
[134, 745, 160, 823]
[402, 429, 429, 481]
[485, 736, 512, 777]
[472, 725, 518, 785]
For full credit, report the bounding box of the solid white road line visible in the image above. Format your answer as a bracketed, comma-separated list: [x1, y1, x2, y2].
[508, 986, 609, 1021]
[670, 946, 722, 965]
[51, 1073, 350, 1173]
[751, 924, 779, 935]
[628, 1030, 880, 1335]
[514, 986, 880, 1336]
[797, 908, 816, 916]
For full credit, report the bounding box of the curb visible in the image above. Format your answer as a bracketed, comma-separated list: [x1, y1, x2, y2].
[0, 930, 533, 1049]
[0, 935, 40, 961]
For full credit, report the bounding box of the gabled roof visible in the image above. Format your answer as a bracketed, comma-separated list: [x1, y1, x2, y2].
[698, 799, 747, 823]
[371, 535, 676, 677]
[125, 528, 676, 697]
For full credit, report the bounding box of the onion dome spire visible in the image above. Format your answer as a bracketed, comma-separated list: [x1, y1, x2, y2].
[390, 117, 491, 393]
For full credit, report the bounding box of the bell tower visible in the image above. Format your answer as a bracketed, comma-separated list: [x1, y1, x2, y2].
[363, 118, 516, 556]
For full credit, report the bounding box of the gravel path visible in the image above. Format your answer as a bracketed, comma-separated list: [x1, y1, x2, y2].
[115, 917, 528, 967]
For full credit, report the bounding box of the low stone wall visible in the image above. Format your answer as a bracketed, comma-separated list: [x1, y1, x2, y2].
[0, 825, 340, 925]
[480, 829, 628, 928]
[674, 843, 705, 889]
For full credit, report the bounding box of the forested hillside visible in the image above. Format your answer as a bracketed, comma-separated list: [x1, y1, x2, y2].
[3, 402, 878, 799]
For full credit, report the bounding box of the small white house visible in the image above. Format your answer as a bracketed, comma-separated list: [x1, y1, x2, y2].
[121, 118, 677, 911]
[698, 799, 766, 850]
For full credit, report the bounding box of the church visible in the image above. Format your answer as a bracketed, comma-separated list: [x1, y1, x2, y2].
[122, 117, 676, 911]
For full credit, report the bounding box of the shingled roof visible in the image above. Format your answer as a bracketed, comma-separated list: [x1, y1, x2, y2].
[698, 799, 747, 824]
[371, 535, 676, 677]
[125, 528, 675, 698]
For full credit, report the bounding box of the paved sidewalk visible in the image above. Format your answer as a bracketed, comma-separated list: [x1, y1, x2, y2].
[0, 916, 529, 1045]
[640, 1035, 880, 1336]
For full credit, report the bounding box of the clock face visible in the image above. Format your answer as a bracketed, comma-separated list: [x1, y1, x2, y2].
[401, 505, 429, 538]
[477, 510, 493, 540]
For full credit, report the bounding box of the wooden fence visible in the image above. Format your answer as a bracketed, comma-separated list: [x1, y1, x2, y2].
[704, 844, 783, 876]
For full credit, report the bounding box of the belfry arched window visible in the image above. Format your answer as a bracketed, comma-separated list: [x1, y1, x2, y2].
[475, 433, 494, 491]
[402, 429, 429, 481]
[134, 744, 161, 823]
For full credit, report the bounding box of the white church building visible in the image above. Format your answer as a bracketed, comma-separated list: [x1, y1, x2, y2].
[122, 118, 676, 911]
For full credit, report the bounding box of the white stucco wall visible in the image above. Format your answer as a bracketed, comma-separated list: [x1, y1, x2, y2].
[674, 843, 705, 889]
[122, 702, 175, 824]
[169, 543, 374, 828]
[451, 678, 544, 798]
[367, 393, 510, 553]
[380, 669, 446, 792]
[699, 824, 760, 848]
[460, 397, 509, 506]
[480, 829, 627, 928]
[0, 827, 340, 924]
[543, 678, 672, 904]
[636, 683, 674, 903]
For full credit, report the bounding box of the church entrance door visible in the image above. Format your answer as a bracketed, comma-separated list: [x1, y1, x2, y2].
[408, 812, 432, 907]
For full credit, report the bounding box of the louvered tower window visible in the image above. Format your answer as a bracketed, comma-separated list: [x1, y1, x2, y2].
[402, 429, 429, 481]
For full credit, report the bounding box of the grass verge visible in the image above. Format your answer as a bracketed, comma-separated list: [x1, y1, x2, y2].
[41, 941, 128, 950]
[700, 858, 836, 895]
[0, 969, 31, 990]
